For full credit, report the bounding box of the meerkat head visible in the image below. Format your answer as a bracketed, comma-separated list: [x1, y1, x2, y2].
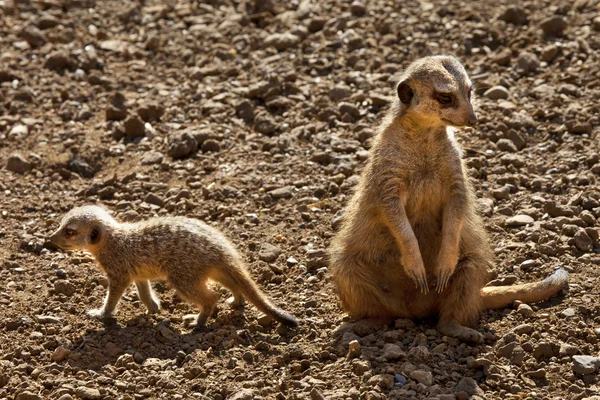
[396, 55, 477, 128]
[50, 205, 116, 251]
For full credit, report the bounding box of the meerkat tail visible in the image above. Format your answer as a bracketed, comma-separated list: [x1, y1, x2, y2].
[481, 268, 568, 310]
[220, 265, 299, 327]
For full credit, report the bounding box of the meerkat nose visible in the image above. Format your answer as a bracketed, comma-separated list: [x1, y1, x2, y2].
[467, 113, 478, 126]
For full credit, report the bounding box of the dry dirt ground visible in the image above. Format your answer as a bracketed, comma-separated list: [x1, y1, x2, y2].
[1, 0, 600, 399]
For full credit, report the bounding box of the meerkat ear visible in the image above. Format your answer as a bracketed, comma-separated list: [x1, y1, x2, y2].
[397, 81, 414, 104]
[90, 228, 100, 244]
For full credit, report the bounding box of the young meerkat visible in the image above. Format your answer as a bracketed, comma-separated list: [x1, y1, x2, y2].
[329, 55, 568, 342]
[49, 205, 298, 328]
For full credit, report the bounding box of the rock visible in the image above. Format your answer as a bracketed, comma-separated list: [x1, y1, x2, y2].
[75, 387, 101, 400]
[141, 151, 163, 165]
[484, 86, 509, 100]
[559, 343, 580, 357]
[38, 13, 61, 29]
[54, 279, 76, 296]
[236, 99, 255, 122]
[44, 51, 74, 71]
[533, 341, 554, 359]
[258, 243, 282, 262]
[382, 343, 405, 360]
[19, 25, 46, 48]
[410, 370, 433, 386]
[496, 138, 518, 152]
[506, 215, 534, 227]
[540, 16, 568, 35]
[201, 139, 220, 152]
[499, 6, 527, 25]
[269, 186, 294, 199]
[456, 377, 484, 396]
[407, 345, 430, 362]
[310, 387, 325, 400]
[16, 392, 41, 400]
[516, 51, 540, 74]
[350, 1, 366, 16]
[560, 308, 576, 318]
[541, 44, 560, 62]
[367, 374, 394, 390]
[572, 355, 600, 375]
[229, 389, 256, 400]
[520, 260, 536, 271]
[168, 132, 198, 159]
[513, 324, 533, 334]
[137, 103, 164, 122]
[51, 346, 71, 362]
[339, 102, 360, 120]
[144, 193, 164, 208]
[593, 16, 600, 31]
[6, 153, 31, 174]
[264, 33, 301, 51]
[307, 249, 327, 271]
[106, 92, 128, 121]
[347, 340, 361, 359]
[124, 115, 145, 138]
[517, 303, 534, 318]
[574, 228, 593, 251]
[491, 48, 512, 66]
[8, 124, 29, 139]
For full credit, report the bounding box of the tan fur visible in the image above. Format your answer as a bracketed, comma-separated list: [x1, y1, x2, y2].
[49, 205, 298, 328]
[329, 56, 568, 342]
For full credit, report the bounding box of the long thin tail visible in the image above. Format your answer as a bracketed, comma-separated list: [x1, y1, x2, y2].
[219, 264, 299, 327]
[481, 268, 568, 310]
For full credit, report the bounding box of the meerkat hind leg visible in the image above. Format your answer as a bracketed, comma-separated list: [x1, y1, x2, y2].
[226, 293, 245, 308]
[176, 283, 219, 328]
[436, 318, 483, 343]
[135, 280, 160, 314]
[333, 317, 393, 336]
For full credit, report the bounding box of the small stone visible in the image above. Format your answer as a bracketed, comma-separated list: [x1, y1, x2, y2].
[572, 355, 600, 375]
[350, 1, 366, 16]
[75, 387, 101, 400]
[8, 124, 29, 139]
[258, 243, 282, 262]
[456, 377, 484, 396]
[367, 374, 394, 390]
[559, 343, 580, 357]
[574, 228, 593, 251]
[491, 48, 512, 66]
[496, 138, 518, 152]
[286, 257, 298, 266]
[517, 303, 534, 318]
[44, 51, 74, 71]
[347, 340, 361, 359]
[533, 341, 554, 359]
[137, 103, 164, 122]
[141, 151, 163, 165]
[310, 388, 325, 400]
[36, 315, 62, 324]
[541, 44, 560, 62]
[499, 6, 527, 25]
[168, 132, 198, 159]
[407, 345, 430, 362]
[16, 392, 41, 400]
[201, 139, 220, 152]
[484, 86, 509, 100]
[51, 346, 71, 362]
[144, 193, 164, 208]
[106, 92, 128, 121]
[395, 374, 407, 386]
[513, 324, 533, 334]
[6, 153, 31, 174]
[19, 25, 46, 48]
[560, 308, 576, 318]
[516, 51, 540, 74]
[520, 260, 536, 271]
[57, 395, 73, 400]
[269, 186, 294, 199]
[339, 102, 360, 120]
[105, 342, 124, 357]
[124, 115, 145, 138]
[54, 279, 76, 296]
[410, 370, 433, 386]
[540, 16, 568, 35]
[264, 33, 301, 51]
[506, 215, 534, 227]
[382, 343, 405, 360]
[593, 16, 600, 31]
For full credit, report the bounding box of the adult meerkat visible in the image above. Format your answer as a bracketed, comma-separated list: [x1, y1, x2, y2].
[328, 55, 568, 342]
[49, 205, 298, 328]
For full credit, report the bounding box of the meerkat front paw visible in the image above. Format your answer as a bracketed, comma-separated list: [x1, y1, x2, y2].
[87, 308, 111, 320]
[435, 251, 458, 293]
[146, 300, 161, 315]
[403, 258, 428, 294]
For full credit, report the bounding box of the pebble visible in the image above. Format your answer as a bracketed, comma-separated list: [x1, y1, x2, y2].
[269, 186, 294, 199]
[258, 243, 282, 262]
[201, 139, 220, 152]
[51, 346, 71, 362]
[513, 323, 533, 334]
[382, 343, 405, 360]
[16, 392, 41, 400]
[560, 308, 576, 318]
[572, 355, 600, 375]
[106, 92, 128, 121]
[496, 138, 518, 152]
[483, 86, 509, 100]
[456, 377, 484, 396]
[124, 115, 146, 138]
[36, 315, 62, 324]
[506, 215, 534, 227]
[6, 153, 31, 174]
[574, 228, 593, 251]
[347, 340, 361, 359]
[75, 387, 101, 400]
[540, 16, 568, 35]
[533, 341, 554, 359]
[520, 259, 536, 271]
[263, 33, 301, 51]
[54, 279, 76, 296]
[144, 193, 164, 208]
[499, 6, 527, 25]
[517, 303, 534, 318]
[407, 345, 430, 362]
[350, 1, 366, 16]
[410, 370, 433, 386]
[516, 51, 540, 74]
[8, 124, 28, 139]
[367, 374, 394, 389]
[541, 44, 560, 62]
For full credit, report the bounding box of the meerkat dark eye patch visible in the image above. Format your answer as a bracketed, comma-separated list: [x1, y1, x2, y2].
[434, 92, 455, 107]
[397, 81, 414, 104]
[90, 228, 100, 244]
[65, 228, 75, 236]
